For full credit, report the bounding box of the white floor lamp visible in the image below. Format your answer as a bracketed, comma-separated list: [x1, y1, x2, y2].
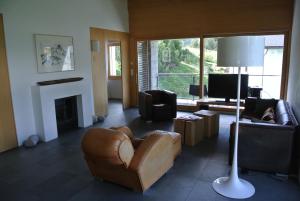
[212, 36, 265, 199]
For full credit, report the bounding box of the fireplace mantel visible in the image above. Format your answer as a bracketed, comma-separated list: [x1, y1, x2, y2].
[32, 80, 93, 142]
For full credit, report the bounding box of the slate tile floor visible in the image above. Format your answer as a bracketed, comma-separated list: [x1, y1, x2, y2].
[0, 100, 299, 201]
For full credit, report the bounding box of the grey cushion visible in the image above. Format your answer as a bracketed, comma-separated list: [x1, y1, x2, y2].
[254, 98, 277, 118]
[276, 100, 292, 125]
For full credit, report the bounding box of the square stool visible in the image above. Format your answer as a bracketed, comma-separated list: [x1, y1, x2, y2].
[173, 115, 204, 146]
[194, 110, 220, 138]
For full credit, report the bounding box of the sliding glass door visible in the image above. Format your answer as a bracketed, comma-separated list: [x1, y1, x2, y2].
[137, 38, 201, 103]
[136, 34, 286, 106]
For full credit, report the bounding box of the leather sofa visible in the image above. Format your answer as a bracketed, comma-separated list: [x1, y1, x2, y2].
[229, 99, 299, 174]
[81, 126, 181, 192]
[139, 90, 177, 121]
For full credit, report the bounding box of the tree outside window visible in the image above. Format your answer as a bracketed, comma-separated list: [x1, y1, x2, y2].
[108, 43, 122, 79]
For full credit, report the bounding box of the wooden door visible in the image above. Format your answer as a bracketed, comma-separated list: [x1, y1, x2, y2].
[118, 33, 130, 109]
[90, 27, 131, 115]
[0, 14, 17, 152]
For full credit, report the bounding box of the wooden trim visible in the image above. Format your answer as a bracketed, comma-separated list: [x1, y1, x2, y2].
[129, 30, 291, 42]
[107, 42, 123, 80]
[128, 0, 294, 104]
[199, 35, 204, 98]
[90, 27, 108, 116]
[108, 76, 122, 80]
[128, 0, 293, 39]
[129, 36, 138, 106]
[90, 27, 131, 115]
[281, 31, 291, 100]
[130, 31, 291, 106]
[202, 31, 290, 100]
[177, 104, 197, 112]
[0, 14, 17, 152]
[202, 31, 291, 38]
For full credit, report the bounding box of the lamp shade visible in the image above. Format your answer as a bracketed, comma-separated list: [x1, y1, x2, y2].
[217, 36, 265, 67]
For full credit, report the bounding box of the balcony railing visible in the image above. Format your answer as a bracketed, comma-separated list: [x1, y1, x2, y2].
[158, 73, 281, 100]
[157, 73, 200, 100]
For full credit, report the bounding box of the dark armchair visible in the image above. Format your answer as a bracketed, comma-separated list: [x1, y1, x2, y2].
[139, 90, 177, 121]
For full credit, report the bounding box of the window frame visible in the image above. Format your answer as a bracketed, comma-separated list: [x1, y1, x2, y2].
[201, 32, 289, 100]
[108, 42, 122, 80]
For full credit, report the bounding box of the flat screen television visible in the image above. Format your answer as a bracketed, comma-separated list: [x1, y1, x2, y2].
[208, 74, 249, 102]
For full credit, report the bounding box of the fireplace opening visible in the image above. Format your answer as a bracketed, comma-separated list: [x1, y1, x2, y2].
[55, 96, 78, 135]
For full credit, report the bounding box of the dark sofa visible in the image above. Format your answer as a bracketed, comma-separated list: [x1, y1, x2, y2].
[229, 98, 299, 174]
[139, 90, 177, 121]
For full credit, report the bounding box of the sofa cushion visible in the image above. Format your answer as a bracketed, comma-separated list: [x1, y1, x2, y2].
[146, 90, 163, 104]
[251, 118, 276, 124]
[254, 98, 277, 118]
[111, 126, 134, 140]
[276, 100, 292, 125]
[118, 139, 135, 168]
[261, 107, 275, 121]
[244, 97, 257, 116]
[81, 128, 134, 168]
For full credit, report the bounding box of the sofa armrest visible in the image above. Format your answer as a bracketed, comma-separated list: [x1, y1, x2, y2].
[139, 92, 152, 120]
[110, 126, 144, 149]
[162, 90, 177, 117]
[132, 138, 144, 149]
[238, 121, 295, 130]
[129, 133, 174, 191]
[229, 121, 294, 173]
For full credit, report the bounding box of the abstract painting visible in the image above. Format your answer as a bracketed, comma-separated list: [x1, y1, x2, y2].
[35, 34, 75, 73]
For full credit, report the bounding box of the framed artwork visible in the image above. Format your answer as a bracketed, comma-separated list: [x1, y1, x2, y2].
[35, 34, 75, 73]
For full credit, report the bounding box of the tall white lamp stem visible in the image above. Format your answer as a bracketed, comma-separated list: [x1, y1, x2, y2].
[212, 67, 255, 199]
[231, 66, 241, 181]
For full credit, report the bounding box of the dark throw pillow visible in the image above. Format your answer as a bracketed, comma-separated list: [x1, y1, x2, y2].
[244, 97, 257, 115]
[261, 107, 275, 121]
[254, 99, 277, 118]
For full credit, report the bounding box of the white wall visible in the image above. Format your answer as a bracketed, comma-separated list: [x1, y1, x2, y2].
[108, 80, 123, 99]
[0, 0, 129, 145]
[287, 0, 300, 120]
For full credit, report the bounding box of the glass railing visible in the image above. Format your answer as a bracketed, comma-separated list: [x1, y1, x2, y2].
[157, 73, 200, 100]
[203, 74, 282, 99]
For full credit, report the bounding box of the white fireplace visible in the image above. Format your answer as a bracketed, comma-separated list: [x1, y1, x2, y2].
[32, 80, 93, 142]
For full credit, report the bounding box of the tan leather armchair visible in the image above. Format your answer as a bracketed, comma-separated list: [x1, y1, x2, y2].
[81, 126, 181, 192]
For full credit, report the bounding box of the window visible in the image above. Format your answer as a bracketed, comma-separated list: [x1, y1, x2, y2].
[108, 42, 122, 79]
[137, 38, 201, 100]
[137, 41, 151, 92]
[137, 35, 285, 105]
[203, 35, 284, 99]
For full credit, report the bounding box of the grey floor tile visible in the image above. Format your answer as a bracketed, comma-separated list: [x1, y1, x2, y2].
[0, 101, 298, 201]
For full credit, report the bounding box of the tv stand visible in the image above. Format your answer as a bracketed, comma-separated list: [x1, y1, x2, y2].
[197, 99, 245, 113]
[216, 98, 231, 103]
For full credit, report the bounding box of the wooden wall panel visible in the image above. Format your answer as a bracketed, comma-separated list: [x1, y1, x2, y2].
[90, 28, 130, 116]
[128, 0, 294, 104]
[129, 37, 138, 106]
[128, 0, 294, 39]
[0, 14, 17, 152]
[90, 28, 108, 116]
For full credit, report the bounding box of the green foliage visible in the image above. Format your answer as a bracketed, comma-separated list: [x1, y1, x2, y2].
[158, 39, 200, 73]
[158, 74, 200, 99]
[205, 38, 217, 50]
[158, 40, 183, 72]
[115, 46, 121, 76]
[191, 39, 200, 48]
[157, 39, 200, 98]
[155, 38, 224, 99]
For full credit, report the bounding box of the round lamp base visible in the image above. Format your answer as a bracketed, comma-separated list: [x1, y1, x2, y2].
[212, 177, 255, 199]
